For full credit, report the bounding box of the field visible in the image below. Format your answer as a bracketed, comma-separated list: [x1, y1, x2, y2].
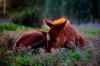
[0, 23, 100, 66]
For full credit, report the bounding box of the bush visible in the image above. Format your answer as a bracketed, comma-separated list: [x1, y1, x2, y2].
[10, 8, 43, 28]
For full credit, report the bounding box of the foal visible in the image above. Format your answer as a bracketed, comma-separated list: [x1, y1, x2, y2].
[44, 18, 85, 52]
[13, 18, 85, 52]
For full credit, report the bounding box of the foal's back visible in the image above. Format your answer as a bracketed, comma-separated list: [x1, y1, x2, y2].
[13, 30, 47, 50]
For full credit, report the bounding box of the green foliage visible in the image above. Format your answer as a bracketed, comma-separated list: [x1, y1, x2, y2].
[9, 0, 45, 27]
[40, 27, 49, 32]
[0, 23, 49, 33]
[85, 49, 92, 61]
[10, 8, 43, 27]
[0, 23, 31, 32]
[21, 54, 32, 64]
[68, 51, 81, 61]
[62, 49, 82, 65]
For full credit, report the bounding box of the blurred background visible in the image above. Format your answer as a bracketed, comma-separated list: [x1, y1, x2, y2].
[0, 0, 100, 27]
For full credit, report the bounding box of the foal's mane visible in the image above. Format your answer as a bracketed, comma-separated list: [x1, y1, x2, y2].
[52, 18, 70, 26]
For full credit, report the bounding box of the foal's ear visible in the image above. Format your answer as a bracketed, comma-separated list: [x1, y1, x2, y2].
[58, 19, 67, 28]
[44, 19, 53, 27]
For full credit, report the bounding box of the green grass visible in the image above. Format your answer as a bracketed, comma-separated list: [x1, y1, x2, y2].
[40, 27, 49, 32]
[0, 23, 32, 32]
[78, 27, 100, 36]
[0, 23, 49, 33]
[85, 29, 100, 36]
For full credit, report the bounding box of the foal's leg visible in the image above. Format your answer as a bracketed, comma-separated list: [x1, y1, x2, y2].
[64, 41, 75, 49]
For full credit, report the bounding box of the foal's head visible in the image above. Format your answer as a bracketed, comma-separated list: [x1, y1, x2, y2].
[44, 18, 68, 50]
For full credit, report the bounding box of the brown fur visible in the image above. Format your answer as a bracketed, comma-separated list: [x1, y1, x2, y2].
[13, 30, 47, 51]
[44, 18, 85, 52]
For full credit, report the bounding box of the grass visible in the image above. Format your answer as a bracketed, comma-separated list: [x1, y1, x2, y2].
[0, 23, 31, 32]
[84, 29, 100, 36]
[0, 23, 49, 33]
[78, 26, 100, 36]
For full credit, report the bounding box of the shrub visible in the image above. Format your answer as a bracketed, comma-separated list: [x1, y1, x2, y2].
[10, 8, 43, 28]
